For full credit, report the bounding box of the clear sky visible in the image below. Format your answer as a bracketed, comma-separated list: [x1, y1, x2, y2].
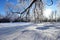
[0, 0, 17, 15]
[0, 0, 58, 16]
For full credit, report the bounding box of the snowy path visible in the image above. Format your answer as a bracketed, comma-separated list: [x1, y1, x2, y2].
[0, 22, 60, 40]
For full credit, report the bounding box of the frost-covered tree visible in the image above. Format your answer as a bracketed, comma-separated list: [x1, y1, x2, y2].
[5, 1, 19, 22]
[5, 0, 53, 22]
[16, 0, 53, 22]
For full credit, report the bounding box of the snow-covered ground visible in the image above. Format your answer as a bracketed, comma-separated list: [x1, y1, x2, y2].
[0, 22, 60, 40]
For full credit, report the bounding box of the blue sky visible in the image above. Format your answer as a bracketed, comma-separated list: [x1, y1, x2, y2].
[0, 0, 57, 16]
[0, 0, 17, 15]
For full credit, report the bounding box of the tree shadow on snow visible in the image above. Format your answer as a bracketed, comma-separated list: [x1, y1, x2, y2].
[0, 24, 33, 35]
[36, 25, 56, 30]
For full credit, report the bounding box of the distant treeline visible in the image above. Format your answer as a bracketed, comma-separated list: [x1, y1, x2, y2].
[0, 17, 30, 23]
[0, 17, 60, 23]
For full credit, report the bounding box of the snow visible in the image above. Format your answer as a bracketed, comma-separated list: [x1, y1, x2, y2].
[0, 22, 60, 40]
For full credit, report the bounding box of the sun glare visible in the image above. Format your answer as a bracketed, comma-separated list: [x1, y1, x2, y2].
[43, 9, 52, 18]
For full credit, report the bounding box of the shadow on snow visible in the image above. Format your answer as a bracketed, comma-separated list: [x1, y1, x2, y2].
[0, 24, 33, 35]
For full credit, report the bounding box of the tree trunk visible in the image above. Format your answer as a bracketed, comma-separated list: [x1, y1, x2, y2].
[34, 0, 44, 23]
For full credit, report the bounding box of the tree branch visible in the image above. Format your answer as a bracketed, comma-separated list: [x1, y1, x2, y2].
[46, 0, 53, 6]
[12, 0, 36, 14]
[20, 0, 36, 14]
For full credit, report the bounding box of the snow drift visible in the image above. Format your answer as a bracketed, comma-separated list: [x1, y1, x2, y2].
[0, 22, 60, 40]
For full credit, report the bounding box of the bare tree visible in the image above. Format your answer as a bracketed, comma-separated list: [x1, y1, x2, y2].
[4, 0, 53, 22]
[0, 13, 3, 19]
[55, 10, 57, 22]
[15, 0, 53, 22]
[5, 2, 19, 22]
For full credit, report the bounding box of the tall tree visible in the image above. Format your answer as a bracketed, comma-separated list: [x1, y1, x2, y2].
[5, 0, 53, 22]
[17, 0, 53, 23]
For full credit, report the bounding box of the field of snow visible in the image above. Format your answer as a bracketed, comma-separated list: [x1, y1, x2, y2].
[0, 22, 60, 40]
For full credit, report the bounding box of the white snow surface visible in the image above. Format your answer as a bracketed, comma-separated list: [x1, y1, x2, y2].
[0, 22, 60, 40]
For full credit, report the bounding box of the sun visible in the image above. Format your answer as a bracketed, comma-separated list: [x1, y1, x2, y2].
[43, 8, 52, 19]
